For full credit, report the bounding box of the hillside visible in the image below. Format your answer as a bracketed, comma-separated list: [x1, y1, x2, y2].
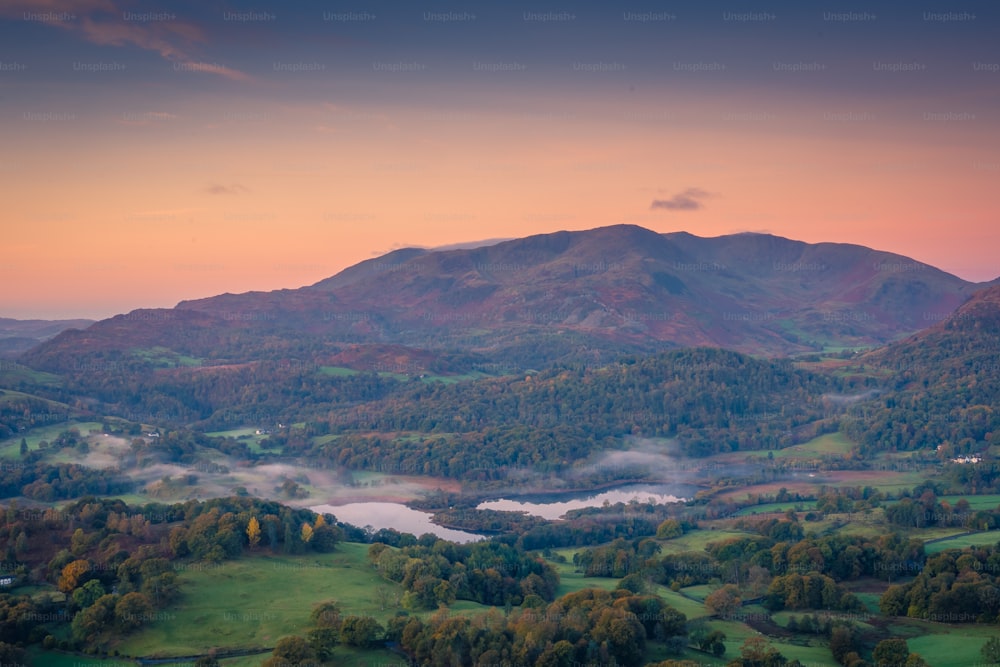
[0, 317, 94, 358]
[840, 284, 1000, 455]
[20, 226, 985, 376]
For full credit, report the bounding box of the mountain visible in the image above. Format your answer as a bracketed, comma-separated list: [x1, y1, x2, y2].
[21, 225, 988, 372]
[0, 317, 95, 358]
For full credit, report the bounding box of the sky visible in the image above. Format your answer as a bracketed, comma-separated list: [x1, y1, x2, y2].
[1, 0, 998, 319]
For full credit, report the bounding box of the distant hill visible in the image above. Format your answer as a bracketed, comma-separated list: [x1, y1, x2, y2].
[0, 317, 94, 358]
[21, 225, 989, 373]
[841, 284, 1000, 454]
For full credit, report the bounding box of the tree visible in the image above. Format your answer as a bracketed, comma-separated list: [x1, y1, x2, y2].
[263, 635, 317, 667]
[873, 638, 909, 667]
[705, 584, 742, 619]
[72, 579, 106, 610]
[617, 572, 649, 594]
[310, 524, 340, 552]
[71, 593, 118, 641]
[301, 522, 314, 544]
[310, 601, 342, 630]
[0, 642, 27, 667]
[983, 636, 1000, 664]
[246, 516, 261, 550]
[58, 559, 92, 593]
[115, 592, 154, 631]
[14, 532, 28, 557]
[19, 438, 27, 456]
[739, 635, 785, 666]
[657, 519, 683, 539]
[830, 625, 857, 664]
[339, 615, 384, 648]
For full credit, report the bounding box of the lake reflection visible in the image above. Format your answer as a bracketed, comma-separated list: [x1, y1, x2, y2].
[311, 501, 484, 543]
[477, 484, 688, 520]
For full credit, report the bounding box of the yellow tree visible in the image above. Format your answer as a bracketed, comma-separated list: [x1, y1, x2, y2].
[314, 514, 326, 529]
[58, 559, 91, 593]
[301, 522, 314, 543]
[246, 516, 261, 550]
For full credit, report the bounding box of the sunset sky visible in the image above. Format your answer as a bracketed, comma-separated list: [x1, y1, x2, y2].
[2, 0, 998, 319]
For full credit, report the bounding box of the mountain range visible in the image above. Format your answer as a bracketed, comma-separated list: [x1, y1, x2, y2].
[0, 318, 95, 358]
[19, 225, 996, 371]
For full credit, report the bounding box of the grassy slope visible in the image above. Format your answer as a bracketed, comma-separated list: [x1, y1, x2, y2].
[0, 420, 104, 458]
[115, 543, 490, 659]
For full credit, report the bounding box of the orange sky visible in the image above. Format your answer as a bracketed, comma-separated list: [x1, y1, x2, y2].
[2, 1, 998, 318]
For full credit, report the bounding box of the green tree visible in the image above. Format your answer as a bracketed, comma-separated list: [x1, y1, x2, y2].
[19, 438, 27, 456]
[115, 592, 154, 631]
[71, 579, 106, 610]
[310, 601, 342, 630]
[310, 524, 340, 552]
[263, 635, 317, 667]
[873, 638, 909, 667]
[339, 615, 384, 648]
[656, 519, 683, 539]
[983, 636, 1000, 664]
[71, 593, 118, 641]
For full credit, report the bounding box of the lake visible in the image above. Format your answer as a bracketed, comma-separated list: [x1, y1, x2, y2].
[310, 501, 485, 543]
[311, 483, 692, 543]
[476, 483, 691, 520]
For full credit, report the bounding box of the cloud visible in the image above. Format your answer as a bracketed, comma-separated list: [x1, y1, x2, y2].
[205, 184, 249, 195]
[177, 61, 252, 82]
[651, 187, 713, 211]
[4, 0, 251, 81]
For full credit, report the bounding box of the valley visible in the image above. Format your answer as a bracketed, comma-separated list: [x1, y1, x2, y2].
[1, 230, 999, 667]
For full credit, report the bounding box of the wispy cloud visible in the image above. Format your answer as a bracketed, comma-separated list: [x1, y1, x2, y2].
[3, 0, 251, 81]
[205, 184, 249, 195]
[651, 187, 713, 211]
[178, 62, 252, 82]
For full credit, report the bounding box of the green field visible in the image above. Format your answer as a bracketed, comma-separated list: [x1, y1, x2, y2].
[741, 432, 856, 460]
[551, 561, 620, 596]
[658, 529, 759, 554]
[650, 585, 709, 620]
[116, 544, 490, 660]
[0, 365, 63, 387]
[0, 420, 104, 458]
[733, 501, 817, 517]
[116, 544, 402, 657]
[924, 529, 1000, 554]
[937, 494, 1000, 511]
[893, 618, 1000, 667]
[318, 366, 359, 377]
[205, 427, 274, 454]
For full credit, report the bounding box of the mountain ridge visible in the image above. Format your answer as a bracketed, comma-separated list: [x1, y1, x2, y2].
[22, 225, 992, 369]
